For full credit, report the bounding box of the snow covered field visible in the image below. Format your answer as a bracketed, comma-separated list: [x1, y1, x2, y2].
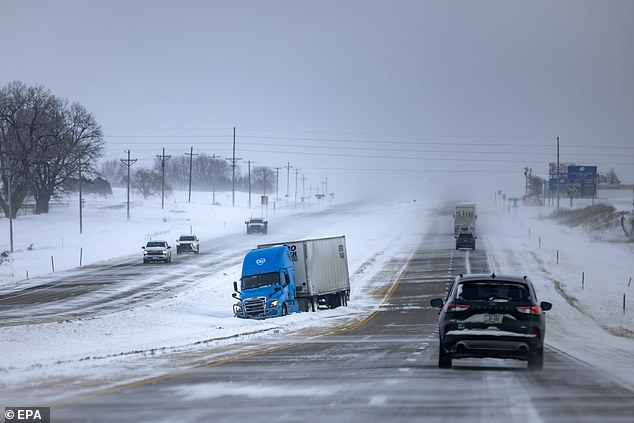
[1, 187, 633, 405]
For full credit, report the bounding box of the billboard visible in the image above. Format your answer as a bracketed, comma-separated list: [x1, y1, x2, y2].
[567, 165, 597, 197]
[547, 165, 597, 197]
[549, 162, 575, 177]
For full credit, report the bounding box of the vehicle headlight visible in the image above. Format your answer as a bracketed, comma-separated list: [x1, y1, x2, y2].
[233, 304, 242, 314]
[144, 251, 149, 255]
[162, 250, 167, 254]
[269, 299, 279, 308]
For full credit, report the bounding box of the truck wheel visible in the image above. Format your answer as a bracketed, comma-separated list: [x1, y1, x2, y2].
[282, 303, 288, 316]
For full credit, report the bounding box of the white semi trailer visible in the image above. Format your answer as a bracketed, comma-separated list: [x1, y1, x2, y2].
[453, 202, 477, 235]
[255, 235, 350, 313]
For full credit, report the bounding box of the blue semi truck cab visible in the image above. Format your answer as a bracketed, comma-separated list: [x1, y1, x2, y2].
[232, 245, 300, 318]
[233, 236, 350, 319]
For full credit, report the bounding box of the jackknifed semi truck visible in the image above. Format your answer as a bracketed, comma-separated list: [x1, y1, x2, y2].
[232, 236, 350, 319]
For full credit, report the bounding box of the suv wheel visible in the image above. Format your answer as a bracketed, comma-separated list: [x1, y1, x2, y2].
[438, 345, 452, 368]
[528, 346, 544, 371]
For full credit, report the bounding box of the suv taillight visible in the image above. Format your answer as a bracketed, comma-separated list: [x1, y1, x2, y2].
[516, 305, 540, 315]
[444, 303, 471, 313]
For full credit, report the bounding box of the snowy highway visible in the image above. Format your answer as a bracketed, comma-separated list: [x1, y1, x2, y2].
[2, 198, 634, 422]
[48, 220, 634, 422]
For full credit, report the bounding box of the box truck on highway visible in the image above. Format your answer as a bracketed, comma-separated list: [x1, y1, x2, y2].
[232, 236, 350, 319]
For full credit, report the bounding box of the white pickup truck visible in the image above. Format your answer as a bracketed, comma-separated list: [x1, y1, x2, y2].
[142, 240, 172, 263]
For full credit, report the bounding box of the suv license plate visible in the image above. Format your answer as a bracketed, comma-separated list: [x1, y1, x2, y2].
[483, 314, 503, 324]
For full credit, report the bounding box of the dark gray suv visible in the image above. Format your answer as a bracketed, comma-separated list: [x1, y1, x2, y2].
[430, 273, 552, 370]
[455, 232, 476, 250]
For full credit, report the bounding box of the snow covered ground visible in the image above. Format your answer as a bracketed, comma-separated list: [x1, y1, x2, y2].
[1, 187, 633, 405]
[480, 190, 634, 388]
[0, 189, 428, 404]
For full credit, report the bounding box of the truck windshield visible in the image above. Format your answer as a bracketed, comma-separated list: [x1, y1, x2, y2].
[241, 272, 280, 290]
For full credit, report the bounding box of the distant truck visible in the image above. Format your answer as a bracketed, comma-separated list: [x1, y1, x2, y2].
[232, 236, 350, 319]
[245, 218, 268, 234]
[176, 234, 200, 254]
[453, 202, 477, 235]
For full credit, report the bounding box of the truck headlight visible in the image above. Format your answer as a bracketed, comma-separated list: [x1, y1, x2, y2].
[233, 304, 242, 314]
[269, 299, 279, 308]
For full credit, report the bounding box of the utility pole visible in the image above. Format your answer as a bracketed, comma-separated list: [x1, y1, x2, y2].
[157, 147, 171, 210]
[274, 166, 282, 200]
[557, 137, 561, 211]
[226, 127, 242, 207]
[211, 154, 218, 205]
[294, 168, 299, 207]
[262, 168, 267, 218]
[262, 168, 267, 197]
[247, 160, 254, 208]
[285, 162, 292, 198]
[301, 174, 307, 204]
[8, 175, 13, 253]
[78, 158, 83, 234]
[186, 146, 198, 203]
[120, 150, 137, 221]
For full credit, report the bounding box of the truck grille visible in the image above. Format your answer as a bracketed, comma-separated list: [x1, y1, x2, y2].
[244, 297, 266, 318]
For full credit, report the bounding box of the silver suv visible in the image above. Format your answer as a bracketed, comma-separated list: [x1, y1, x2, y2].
[142, 240, 172, 263]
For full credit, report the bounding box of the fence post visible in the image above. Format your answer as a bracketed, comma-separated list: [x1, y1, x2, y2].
[51, 256, 55, 272]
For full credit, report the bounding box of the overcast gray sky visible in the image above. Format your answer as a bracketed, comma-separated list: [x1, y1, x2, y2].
[1, 0, 633, 200]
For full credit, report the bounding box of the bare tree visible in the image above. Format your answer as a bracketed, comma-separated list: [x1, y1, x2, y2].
[197, 153, 231, 191]
[163, 155, 189, 190]
[132, 167, 170, 199]
[100, 159, 128, 187]
[0, 81, 57, 218]
[529, 175, 544, 196]
[252, 166, 275, 194]
[599, 168, 621, 185]
[0, 81, 104, 216]
[31, 100, 104, 214]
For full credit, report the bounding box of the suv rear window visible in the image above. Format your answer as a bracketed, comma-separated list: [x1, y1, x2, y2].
[457, 282, 528, 302]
